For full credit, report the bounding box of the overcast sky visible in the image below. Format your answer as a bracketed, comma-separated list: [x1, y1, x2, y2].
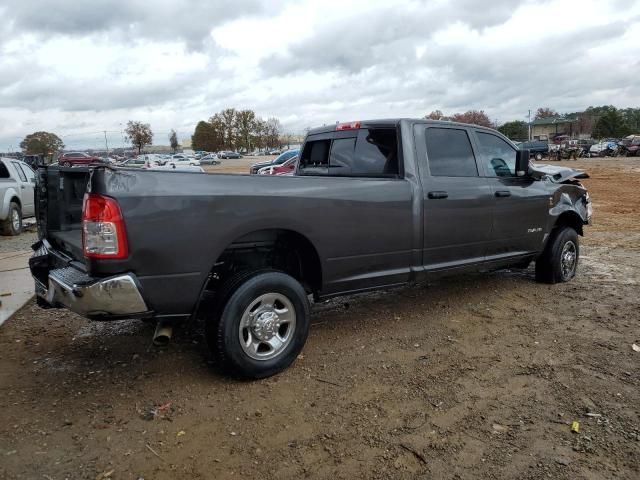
[1, 0, 639, 151]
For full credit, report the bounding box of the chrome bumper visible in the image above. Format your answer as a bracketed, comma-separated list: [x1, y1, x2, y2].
[35, 268, 150, 318]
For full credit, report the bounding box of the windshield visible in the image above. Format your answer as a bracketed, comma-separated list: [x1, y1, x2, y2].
[272, 150, 298, 165]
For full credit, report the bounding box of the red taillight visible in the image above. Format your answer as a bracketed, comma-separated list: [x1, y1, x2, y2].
[82, 193, 128, 259]
[336, 121, 361, 131]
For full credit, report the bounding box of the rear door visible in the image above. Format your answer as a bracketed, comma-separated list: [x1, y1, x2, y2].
[414, 124, 493, 270]
[471, 130, 549, 258]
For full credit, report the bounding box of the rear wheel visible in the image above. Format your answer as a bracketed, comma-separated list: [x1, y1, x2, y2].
[534, 152, 543, 161]
[1, 202, 22, 236]
[206, 270, 310, 379]
[535, 226, 579, 284]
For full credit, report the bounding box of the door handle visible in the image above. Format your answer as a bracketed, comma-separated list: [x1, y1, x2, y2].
[428, 191, 448, 199]
[494, 190, 511, 197]
[20, 185, 25, 189]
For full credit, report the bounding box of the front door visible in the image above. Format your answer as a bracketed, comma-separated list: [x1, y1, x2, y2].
[471, 130, 549, 258]
[11, 161, 35, 216]
[414, 125, 493, 270]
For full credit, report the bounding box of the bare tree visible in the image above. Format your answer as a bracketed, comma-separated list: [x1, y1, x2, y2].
[264, 117, 282, 148]
[450, 110, 492, 128]
[425, 110, 447, 120]
[125, 121, 153, 154]
[535, 107, 558, 120]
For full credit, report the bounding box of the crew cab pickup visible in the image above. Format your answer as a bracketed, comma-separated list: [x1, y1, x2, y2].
[1, 158, 36, 235]
[29, 119, 592, 378]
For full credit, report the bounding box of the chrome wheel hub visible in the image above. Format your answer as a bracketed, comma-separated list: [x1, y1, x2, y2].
[239, 293, 296, 361]
[11, 210, 20, 231]
[561, 240, 577, 279]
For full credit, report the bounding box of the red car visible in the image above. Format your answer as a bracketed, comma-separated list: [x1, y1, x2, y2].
[259, 156, 298, 175]
[58, 152, 102, 167]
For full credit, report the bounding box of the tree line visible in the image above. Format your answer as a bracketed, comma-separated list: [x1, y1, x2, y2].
[426, 106, 640, 141]
[191, 108, 282, 153]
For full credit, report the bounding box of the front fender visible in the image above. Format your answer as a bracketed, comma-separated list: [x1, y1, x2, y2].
[1, 187, 20, 220]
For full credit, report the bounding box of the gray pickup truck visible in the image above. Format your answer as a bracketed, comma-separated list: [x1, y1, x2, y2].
[29, 119, 591, 378]
[1, 158, 36, 236]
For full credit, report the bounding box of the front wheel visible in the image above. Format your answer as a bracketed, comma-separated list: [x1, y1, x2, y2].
[206, 270, 310, 379]
[535, 226, 579, 284]
[1, 202, 22, 236]
[534, 152, 543, 161]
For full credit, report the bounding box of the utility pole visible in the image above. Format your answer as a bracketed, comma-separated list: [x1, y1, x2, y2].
[528, 110, 532, 141]
[104, 131, 109, 155]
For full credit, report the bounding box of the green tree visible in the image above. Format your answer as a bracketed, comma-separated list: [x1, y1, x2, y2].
[621, 107, 640, 132]
[20, 131, 64, 158]
[219, 108, 238, 150]
[498, 120, 528, 140]
[236, 109, 256, 152]
[125, 121, 153, 154]
[169, 129, 179, 153]
[592, 109, 630, 138]
[191, 121, 216, 151]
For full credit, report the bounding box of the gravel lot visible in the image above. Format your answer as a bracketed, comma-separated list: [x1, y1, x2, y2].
[0, 157, 638, 479]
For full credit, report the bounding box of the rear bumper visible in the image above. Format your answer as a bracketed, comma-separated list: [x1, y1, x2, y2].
[30, 241, 151, 320]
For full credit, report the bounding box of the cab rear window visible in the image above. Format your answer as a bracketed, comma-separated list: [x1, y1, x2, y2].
[299, 128, 399, 177]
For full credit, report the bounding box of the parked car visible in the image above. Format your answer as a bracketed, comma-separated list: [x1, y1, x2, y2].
[118, 158, 147, 168]
[0, 158, 35, 235]
[200, 154, 221, 165]
[58, 152, 103, 167]
[29, 118, 591, 379]
[218, 151, 242, 159]
[590, 141, 618, 157]
[519, 140, 549, 161]
[577, 139, 596, 156]
[169, 155, 200, 167]
[250, 149, 300, 174]
[266, 148, 281, 155]
[618, 135, 640, 156]
[258, 156, 298, 175]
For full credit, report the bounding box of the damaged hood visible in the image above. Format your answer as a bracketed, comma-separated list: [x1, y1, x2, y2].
[529, 163, 589, 183]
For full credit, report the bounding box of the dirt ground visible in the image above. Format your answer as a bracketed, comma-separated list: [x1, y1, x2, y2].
[1, 157, 638, 479]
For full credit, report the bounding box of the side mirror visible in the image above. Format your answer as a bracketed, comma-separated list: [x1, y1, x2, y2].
[516, 149, 530, 177]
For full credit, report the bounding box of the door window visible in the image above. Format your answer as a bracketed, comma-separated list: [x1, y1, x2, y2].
[476, 132, 517, 177]
[11, 162, 27, 181]
[20, 163, 36, 182]
[425, 128, 478, 177]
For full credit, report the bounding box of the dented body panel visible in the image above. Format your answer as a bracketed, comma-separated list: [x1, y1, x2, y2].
[31, 120, 591, 322]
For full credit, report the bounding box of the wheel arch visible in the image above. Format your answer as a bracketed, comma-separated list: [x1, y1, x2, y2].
[198, 227, 323, 310]
[553, 210, 584, 237]
[1, 191, 21, 219]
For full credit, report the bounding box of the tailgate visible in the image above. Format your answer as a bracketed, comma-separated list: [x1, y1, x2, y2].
[36, 165, 90, 262]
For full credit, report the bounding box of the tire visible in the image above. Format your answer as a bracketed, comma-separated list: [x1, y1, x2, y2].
[206, 270, 310, 379]
[535, 226, 579, 284]
[534, 152, 543, 161]
[63, 161, 72, 167]
[1, 202, 22, 236]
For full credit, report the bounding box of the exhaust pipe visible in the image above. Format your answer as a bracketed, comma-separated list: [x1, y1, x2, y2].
[153, 321, 173, 347]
